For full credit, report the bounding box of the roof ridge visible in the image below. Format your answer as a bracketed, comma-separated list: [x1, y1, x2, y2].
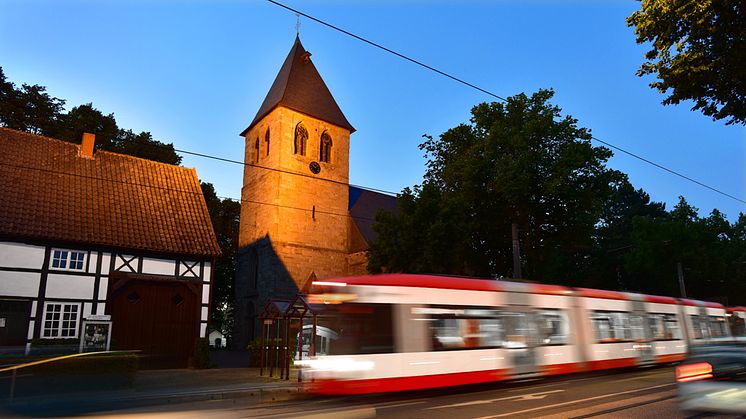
[0, 127, 220, 257]
[0, 127, 188, 171]
[0, 127, 80, 150]
[95, 148, 189, 171]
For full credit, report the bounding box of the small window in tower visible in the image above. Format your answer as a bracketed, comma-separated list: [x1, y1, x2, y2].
[265, 128, 270, 157]
[320, 131, 332, 163]
[254, 138, 260, 163]
[294, 123, 308, 156]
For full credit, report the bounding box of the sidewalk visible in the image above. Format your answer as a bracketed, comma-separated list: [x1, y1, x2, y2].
[1, 367, 308, 417]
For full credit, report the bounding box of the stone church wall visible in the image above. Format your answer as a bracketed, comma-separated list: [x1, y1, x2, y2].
[234, 106, 362, 348]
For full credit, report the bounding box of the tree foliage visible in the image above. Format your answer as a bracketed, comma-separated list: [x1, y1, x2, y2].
[200, 182, 241, 336]
[627, 0, 746, 125]
[624, 197, 746, 304]
[370, 90, 624, 283]
[0, 67, 65, 135]
[369, 89, 746, 304]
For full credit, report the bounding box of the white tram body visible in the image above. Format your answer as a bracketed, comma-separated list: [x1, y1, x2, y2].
[726, 306, 746, 341]
[301, 274, 730, 395]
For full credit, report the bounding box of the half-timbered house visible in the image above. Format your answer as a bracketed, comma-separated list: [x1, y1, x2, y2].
[0, 128, 220, 367]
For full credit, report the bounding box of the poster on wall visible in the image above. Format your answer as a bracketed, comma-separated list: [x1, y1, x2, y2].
[79, 319, 112, 352]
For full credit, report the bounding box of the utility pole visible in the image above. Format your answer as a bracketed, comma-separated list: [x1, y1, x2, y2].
[512, 222, 522, 279]
[677, 262, 687, 298]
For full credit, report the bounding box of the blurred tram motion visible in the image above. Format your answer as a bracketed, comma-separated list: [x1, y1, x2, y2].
[727, 306, 746, 340]
[298, 274, 736, 395]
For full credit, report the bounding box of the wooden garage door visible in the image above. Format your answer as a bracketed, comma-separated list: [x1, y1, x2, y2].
[107, 275, 200, 369]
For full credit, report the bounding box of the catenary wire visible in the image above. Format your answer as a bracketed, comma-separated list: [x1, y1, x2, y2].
[0, 160, 379, 223]
[265, 0, 746, 206]
[171, 146, 398, 197]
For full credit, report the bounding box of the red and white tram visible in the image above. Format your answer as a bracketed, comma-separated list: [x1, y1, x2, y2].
[727, 306, 746, 340]
[300, 274, 730, 395]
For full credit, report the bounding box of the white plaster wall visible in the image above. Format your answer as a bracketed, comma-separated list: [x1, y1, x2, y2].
[201, 307, 209, 322]
[82, 302, 93, 319]
[142, 257, 176, 276]
[45, 274, 95, 299]
[200, 323, 207, 338]
[177, 261, 200, 278]
[98, 280, 108, 301]
[114, 254, 138, 273]
[0, 242, 45, 269]
[0, 271, 40, 297]
[202, 284, 210, 305]
[100, 253, 112, 274]
[87, 252, 98, 272]
[203, 263, 211, 282]
[96, 302, 107, 315]
[27, 320, 35, 339]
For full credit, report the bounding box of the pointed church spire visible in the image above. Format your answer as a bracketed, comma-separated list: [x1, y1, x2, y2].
[241, 37, 355, 135]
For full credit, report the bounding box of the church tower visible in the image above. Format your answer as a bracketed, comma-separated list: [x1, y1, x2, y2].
[234, 37, 355, 347]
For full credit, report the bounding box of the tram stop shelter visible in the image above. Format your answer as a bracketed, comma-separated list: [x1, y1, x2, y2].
[257, 295, 319, 381]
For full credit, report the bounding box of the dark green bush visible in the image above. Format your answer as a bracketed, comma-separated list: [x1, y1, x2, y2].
[192, 337, 210, 369]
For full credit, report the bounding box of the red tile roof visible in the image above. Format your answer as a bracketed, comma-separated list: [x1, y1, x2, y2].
[0, 128, 220, 258]
[241, 36, 355, 135]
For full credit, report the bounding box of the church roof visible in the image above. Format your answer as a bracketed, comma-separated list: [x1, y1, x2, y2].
[349, 186, 398, 244]
[0, 128, 221, 258]
[241, 36, 355, 136]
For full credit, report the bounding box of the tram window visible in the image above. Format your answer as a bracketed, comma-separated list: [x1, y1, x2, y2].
[648, 313, 681, 340]
[663, 314, 682, 339]
[648, 314, 666, 340]
[502, 312, 532, 349]
[591, 311, 636, 342]
[628, 314, 644, 340]
[690, 315, 709, 339]
[730, 313, 746, 337]
[316, 303, 394, 355]
[709, 316, 729, 338]
[416, 306, 502, 350]
[536, 310, 569, 345]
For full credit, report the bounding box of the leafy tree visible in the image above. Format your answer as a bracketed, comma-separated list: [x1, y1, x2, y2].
[627, 0, 746, 125]
[370, 89, 623, 284]
[587, 178, 667, 290]
[200, 182, 241, 337]
[624, 197, 746, 304]
[0, 67, 65, 134]
[48, 103, 119, 150]
[110, 129, 182, 165]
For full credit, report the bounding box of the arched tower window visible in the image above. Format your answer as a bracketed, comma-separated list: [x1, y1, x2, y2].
[319, 131, 332, 163]
[264, 128, 270, 156]
[294, 123, 308, 156]
[254, 137, 259, 163]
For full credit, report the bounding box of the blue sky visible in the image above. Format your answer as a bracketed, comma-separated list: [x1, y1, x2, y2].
[1, 0, 744, 220]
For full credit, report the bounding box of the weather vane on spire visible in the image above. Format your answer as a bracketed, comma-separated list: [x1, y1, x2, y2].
[295, 13, 301, 36]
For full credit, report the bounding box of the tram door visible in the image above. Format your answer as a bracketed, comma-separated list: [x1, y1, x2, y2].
[631, 301, 654, 364]
[502, 307, 537, 376]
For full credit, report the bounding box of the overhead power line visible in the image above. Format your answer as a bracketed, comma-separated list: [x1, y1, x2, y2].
[0, 160, 379, 223]
[123, 139, 398, 196]
[266, 0, 746, 207]
[265, 0, 508, 103]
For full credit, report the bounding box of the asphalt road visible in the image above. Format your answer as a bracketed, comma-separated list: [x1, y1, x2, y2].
[84, 366, 743, 418]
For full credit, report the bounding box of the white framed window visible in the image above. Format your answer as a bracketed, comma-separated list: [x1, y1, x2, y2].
[42, 302, 81, 338]
[50, 249, 86, 271]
